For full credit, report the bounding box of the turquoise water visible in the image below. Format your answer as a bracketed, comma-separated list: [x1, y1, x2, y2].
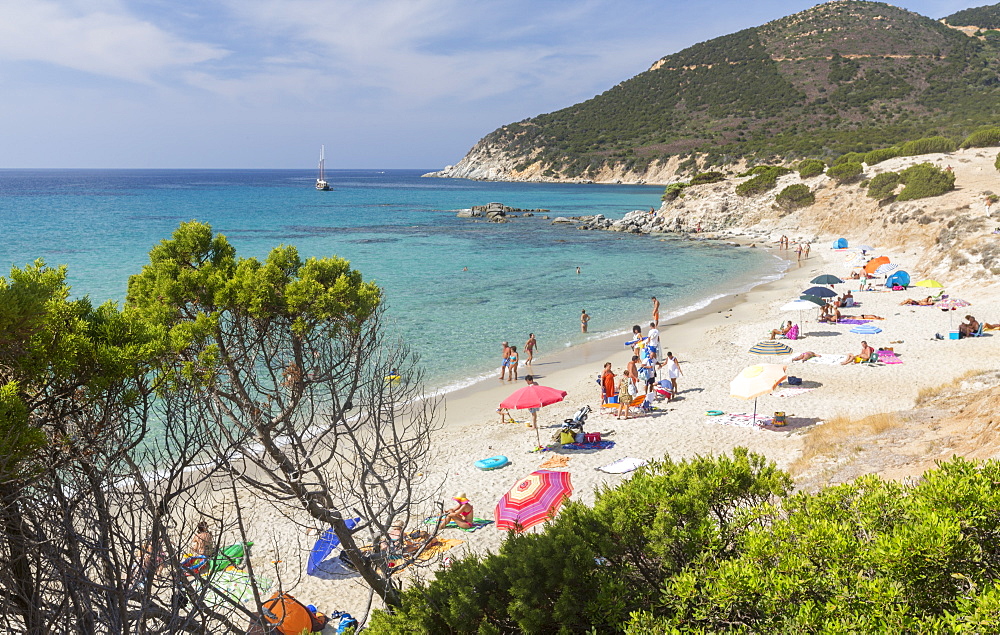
[0, 169, 781, 391]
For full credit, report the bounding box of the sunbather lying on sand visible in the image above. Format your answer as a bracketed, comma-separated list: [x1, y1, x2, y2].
[859, 314, 885, 320]
[792, 351, 819, 362]
[900, 296, 935, 306]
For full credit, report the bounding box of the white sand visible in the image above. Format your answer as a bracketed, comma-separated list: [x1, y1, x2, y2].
[218, 242, 1000, 620]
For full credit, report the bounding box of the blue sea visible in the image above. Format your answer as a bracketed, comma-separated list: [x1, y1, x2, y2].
[0, 169, 782, 392]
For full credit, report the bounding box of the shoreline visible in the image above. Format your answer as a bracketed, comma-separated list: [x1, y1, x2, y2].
[429, 244, 790, 418]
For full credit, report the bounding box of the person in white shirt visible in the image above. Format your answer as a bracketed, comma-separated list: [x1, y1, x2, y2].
[646, 322, 660, 357]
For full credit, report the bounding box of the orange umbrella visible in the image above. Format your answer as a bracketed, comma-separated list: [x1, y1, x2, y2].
[863, 256, 890, 275]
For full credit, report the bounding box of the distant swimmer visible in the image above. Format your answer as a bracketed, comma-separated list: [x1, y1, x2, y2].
[462, 267, 468, 271]
[581, 310, 590, 333]
[576, 266, 581, 274]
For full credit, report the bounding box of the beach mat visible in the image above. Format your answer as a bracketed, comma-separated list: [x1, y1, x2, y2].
[772, 387, 816, 398]
[423, 517, 494, 532]
[712, 413, 773, 427]
[562, 440, 616, 451]
[805, 354, 848, 365]
[539, 455, 570, 469]
[597, 457, 647, 474]
[877, 350, 903, 364]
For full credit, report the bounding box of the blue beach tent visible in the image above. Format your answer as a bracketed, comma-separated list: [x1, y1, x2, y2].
[832, 238, 848, 249]
[885, 271, 910, 288]
[307, 518, 361, 576]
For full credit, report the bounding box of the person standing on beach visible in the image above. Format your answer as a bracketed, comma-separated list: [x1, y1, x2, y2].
[647, 322, 660, 357]
[626, 355, 640, 385]
[600, 362, 616, 404]
[500, 342, 511, 380]
[581, 310, 590, 333]
[524, 334, 538, 365]
[191, 521, 215, 557]
[804, 243, 811, 259]
[508, 346, 520, 381]
[616, 372, 635, 420]
[796, 243, 803, 261]
[651, 297, 660, 327]
[661, 352, 683, 398]
[524, 375, 540, 428]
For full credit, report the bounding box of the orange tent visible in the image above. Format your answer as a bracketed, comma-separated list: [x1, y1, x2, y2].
[261, 592, 325, 635]
[863, 256, 890, 275]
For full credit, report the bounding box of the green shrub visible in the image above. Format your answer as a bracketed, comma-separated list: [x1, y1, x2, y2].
[899, 136, 957, 156]
[735, 166, 792, 196]
[775, 184, 815, 210]
[738, 165, 791, 178]
[864, 147, 900, 165]
[896, 162, 955, 201]
[826, 161, 864, 183]
[995, 151, 1000, 172]
[797, 159, 826, 178]
[688, 171, 725, 186]
[662, 182, 688, 201]
[961, 126, 1000, 148]
[868, 171, 902, 200]
[832, 152, 865, 166]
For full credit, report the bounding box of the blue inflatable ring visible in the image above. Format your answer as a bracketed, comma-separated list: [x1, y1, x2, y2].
[705, 410, 725, 416]
[475, 455, 509, 471]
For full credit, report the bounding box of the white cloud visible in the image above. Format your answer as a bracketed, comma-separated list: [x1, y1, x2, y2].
[0, 0, 227, 83]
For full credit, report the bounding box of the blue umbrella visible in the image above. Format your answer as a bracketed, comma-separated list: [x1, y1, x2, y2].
[850, 324, 882, 335]
[810, 274, 844, 285]
[307, 517, 361, 576]
[802, 286, 838, 298]
[798, 295, 826, 307]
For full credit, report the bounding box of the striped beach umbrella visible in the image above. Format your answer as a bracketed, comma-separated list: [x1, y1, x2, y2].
[495, 470, 573, 532]
[748, 340, 793, 356]
[850, 324, 883, 335]
[852, 244, 874, 253]
[938, 298, 971, 330]
[874, 263, 899, 276]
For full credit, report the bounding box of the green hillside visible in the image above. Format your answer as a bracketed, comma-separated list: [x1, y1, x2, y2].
[471, 1, 1000, 178]
[944, 3, 1000, 29]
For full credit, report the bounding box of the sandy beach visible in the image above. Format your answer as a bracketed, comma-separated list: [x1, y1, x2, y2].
[220, 237, 1000, 620]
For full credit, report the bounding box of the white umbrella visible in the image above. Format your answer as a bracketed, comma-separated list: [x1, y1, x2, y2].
[730, 364, 788, 422]
[780, 299, 817, 326]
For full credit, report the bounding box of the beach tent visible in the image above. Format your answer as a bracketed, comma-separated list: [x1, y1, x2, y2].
[261, 592, 327, 635]
[832, 238, 848, 249]
[885, 271, 910, 288]
[863, 256, 890, 276]
[308, 518, 361, 576]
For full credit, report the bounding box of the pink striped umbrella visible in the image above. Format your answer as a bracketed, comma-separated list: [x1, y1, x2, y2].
[495, 470, 573, 532]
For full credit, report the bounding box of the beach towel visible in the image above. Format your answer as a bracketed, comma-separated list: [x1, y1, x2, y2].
[597, 457, 648, 474]
[562, 440, 616, 451]
[712, 413, 772, 427]
[539, 455, 570, 469]
[876, 350, 903, 364]
[805, 354, 848, 365]
[784, 324, 799, 340]
[772, 387, 816, 398]
[838, 319, 871, 325]
[423, 517, 494, 532]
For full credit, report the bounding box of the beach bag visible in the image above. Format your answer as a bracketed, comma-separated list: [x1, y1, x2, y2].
[787, 376, 802, 386]
[638, 366, 653, 381]
[560, 431, 576, 444]
[627, 380, 638, 397]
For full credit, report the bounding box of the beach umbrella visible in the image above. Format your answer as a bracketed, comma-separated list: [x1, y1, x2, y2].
[938, 298, 971, 330]
[749, 340, 793, 356]
[495, 470, 573, 532]
[874, 263, 899, 276]
[850, 324, 883, 335]
[798, 295, 826, 307]
[810, 274, 844, 286]
[802, 286, 838, 298]
[781, 299, 817, 324]
[852, 244, 874, 254]
[864, 256, 890, 275]
[501, 384, 567, 447]
[913, 279, 944, 288]
[307, 518, 361, 576]
[730, 364, 787, 422]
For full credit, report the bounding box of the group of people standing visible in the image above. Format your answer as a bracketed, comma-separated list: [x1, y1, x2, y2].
[778, 235, 811, 261]
[499, 334, 538, 381]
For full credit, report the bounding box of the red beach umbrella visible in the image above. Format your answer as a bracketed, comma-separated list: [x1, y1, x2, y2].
[495, 470, 573, 532]
[500, 384, 567, 410]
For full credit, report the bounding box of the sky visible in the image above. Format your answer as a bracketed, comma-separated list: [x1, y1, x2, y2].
[0, 0, 981, 169]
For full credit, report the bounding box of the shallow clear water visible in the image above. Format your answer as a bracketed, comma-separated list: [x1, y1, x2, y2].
[0, 169, 780, 391]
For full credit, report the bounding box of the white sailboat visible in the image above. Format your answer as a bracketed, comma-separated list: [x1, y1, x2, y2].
[315, 145, 331, 191]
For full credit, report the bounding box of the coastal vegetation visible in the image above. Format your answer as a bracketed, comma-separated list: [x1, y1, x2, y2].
[774, 183, 816, 211]
[944, 3, 1000, 29]
[735, 166, 791, 197]
[452, 1, 1000, 180]
[0, 223, 439, 630]
[796, 159, 826, 178]
[868, 163, 956, 202]
[826, 161, 864, 183]
[368, 449, 1000, 633]
[961, 126, 1000, 148]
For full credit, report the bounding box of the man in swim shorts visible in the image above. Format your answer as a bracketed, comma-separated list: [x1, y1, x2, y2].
[651, 296, 660, 327]
[646, 322, 660, 357]
[524, 375, 540, 428]
[500, 342, 511, 380]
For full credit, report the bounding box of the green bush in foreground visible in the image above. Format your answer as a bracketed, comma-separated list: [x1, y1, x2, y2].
[368, 452, 1000, 634]
[868, 171, 902, 200]
[796, 159, 826, 178]
[896, 162, 955, 201]
[826, 161, 864, 183]
[962, 126, 1000, 148]
[775, 184, 815, 211]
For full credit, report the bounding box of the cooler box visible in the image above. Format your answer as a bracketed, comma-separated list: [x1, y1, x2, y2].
[949, 331, 960, 340]
[773, 411, 787, 426]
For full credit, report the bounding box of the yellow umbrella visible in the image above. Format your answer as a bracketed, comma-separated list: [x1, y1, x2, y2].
[913, 280, 944, 288]
[730, 364, 787, 422]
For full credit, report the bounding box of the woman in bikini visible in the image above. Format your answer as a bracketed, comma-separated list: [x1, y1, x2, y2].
[438, 494, 474, 530]
[507, 346, 519, 381]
